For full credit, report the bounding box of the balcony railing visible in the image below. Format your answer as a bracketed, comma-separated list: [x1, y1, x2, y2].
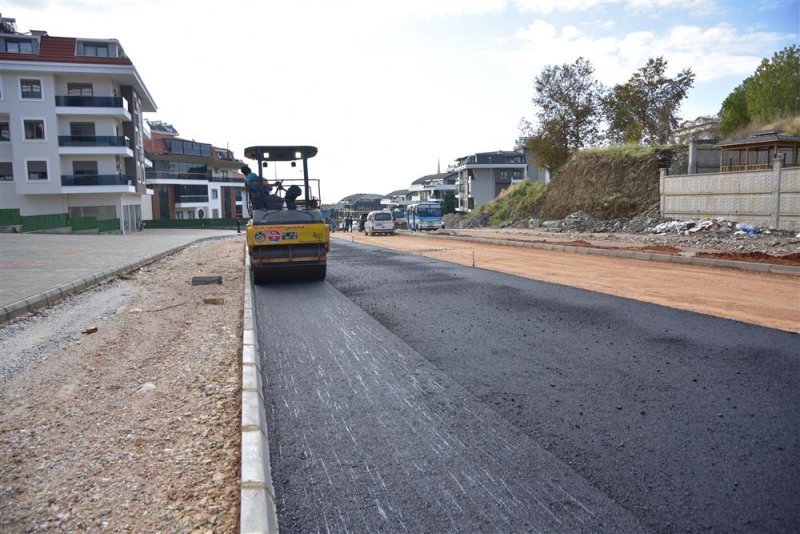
[146, 171, 210, 181]
[59, 135, 131, 147]
[55, 95, 125, 108]
[175, 195, 209, 203]
[61, 174, 134, 186]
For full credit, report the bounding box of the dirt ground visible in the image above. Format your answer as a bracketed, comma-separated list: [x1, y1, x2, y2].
[0, 230, 797, 533]
[335, 232, 800, 333]
[0, 238, 244, 533]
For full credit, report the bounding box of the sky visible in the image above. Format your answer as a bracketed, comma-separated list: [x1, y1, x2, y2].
[5, 0, 799, 202]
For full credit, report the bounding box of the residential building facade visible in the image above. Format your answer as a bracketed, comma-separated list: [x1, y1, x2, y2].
[408, 172, 457, 202]
[144, 121, 245, 221]
[454, 150, 527, 212]
[0, 17, 156, 233]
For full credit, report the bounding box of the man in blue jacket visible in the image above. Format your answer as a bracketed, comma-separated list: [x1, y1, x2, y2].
[240, 165, 270, 209]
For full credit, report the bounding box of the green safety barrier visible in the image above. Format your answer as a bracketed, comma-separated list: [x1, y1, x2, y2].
[21, 213, 69, 232]
[97, 218, 121, 233]
[0, 208, 22, 226]
[70, 216, 98, 232]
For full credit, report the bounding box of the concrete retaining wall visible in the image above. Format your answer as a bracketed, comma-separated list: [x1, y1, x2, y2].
[660, 160, 800, 232]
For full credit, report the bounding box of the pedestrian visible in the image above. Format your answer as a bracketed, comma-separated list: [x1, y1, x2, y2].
[345, 215, 353, 232]
[236, 215, 242, 234]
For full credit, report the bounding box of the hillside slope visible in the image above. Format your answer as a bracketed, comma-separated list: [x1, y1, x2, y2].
[535, 146, 674, 221]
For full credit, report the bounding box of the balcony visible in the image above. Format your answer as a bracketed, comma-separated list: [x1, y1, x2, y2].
[58, 135, 133, 157]
[55, 95, 131, 120]
[61, 174, 135, 192]
[175, 195, 209, 206]
[146, 171, 210, 182]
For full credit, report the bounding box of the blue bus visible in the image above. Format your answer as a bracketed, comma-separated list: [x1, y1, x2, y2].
[406, 201, 444, 231]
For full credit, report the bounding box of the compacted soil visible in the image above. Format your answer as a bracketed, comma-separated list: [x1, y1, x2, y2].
[0, 238, 244, 533]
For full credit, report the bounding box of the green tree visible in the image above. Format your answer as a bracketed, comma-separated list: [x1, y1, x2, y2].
[442, 191, 456, 214]
[745, 45, 800, 122]
[718, 46, 800, 138]
[718, 82, 751, 138]
[604, 57, 695, 145]
[524, 57, 604, 171]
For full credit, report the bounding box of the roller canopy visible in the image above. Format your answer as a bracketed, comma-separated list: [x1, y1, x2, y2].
[244, 145, 318, 161]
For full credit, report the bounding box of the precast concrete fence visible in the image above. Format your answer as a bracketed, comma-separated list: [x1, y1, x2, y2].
[660, 157, 800, 232]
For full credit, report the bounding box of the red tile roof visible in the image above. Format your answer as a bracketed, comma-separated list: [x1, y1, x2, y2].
[0, 35, 132, 65]
[144, 133, 170, 155]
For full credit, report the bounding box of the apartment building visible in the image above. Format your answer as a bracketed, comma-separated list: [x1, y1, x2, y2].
[144, 121, 245, 220]
[454, 150, 527, 212]
[0, 17, 157, 233]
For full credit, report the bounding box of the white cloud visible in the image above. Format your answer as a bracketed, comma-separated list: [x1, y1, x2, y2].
[628, 0, 720, 17]
[497, 19, 791, 85]
[515, 0, 603, 14]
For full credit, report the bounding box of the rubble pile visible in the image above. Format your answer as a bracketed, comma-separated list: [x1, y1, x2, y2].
[649, 219, 790, 238]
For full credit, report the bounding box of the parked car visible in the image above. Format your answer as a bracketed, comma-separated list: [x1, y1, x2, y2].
[364, 210, 395, 235]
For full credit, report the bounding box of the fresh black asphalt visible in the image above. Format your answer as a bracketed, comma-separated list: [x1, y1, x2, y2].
[255, 239, 799, 533]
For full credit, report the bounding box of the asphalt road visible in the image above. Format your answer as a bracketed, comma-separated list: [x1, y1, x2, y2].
[255, 240, 799, 533]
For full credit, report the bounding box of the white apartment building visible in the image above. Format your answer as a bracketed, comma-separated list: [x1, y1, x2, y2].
[0, 17, 156, 233]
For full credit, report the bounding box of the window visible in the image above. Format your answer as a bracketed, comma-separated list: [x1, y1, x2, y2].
[84, 43, 109, 57]
[5, 39, 33, 53]
[23, 119, 45, 140]
[70, 122, 95, 137]
[0, 122, 9, 142]
[20, 78, 42, 99]
[67, 83, 93, 96]
[212, 189, 218, 199]
[26, 160, 48, 181]
[0, 162, 12, 181]
[73, 161, 98, 176]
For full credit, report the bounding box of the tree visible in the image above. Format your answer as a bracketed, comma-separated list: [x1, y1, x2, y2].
[442, 191, 456, 214]
[524, 57, 604, 171]
[747, 45, 800, 121]
[718, 45, 800, 138]
[718, 82, 751, 138]
[604, 57, 695, 145]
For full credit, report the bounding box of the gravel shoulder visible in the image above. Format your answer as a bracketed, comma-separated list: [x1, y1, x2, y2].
[0, 238, 244, 533]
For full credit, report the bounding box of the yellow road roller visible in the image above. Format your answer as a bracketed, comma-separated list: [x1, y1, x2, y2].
[243, 145, 329, 283]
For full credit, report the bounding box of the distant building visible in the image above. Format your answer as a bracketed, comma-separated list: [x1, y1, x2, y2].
[408, 172, 457, 202]
[337, 193, 383, 215]
[0, 16, 156, 233]
[672, 116, 720, 144]
[144, 122, 245, 220]
[515, 137, 549, 183]
[453, 150, 527, 212]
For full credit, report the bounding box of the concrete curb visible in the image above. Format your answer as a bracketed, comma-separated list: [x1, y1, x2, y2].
[240, 246, 279, 534]
[399, 231, 800, 277]
[0, 235, 231, 324]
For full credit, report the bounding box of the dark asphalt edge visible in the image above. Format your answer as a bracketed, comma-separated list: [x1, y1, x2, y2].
[240, 245, 279, 534]
[392, 230, 800, 276]
[0, 235, 232, 324]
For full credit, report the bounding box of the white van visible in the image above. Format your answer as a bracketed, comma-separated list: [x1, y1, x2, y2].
[364, 210, 395, 235]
